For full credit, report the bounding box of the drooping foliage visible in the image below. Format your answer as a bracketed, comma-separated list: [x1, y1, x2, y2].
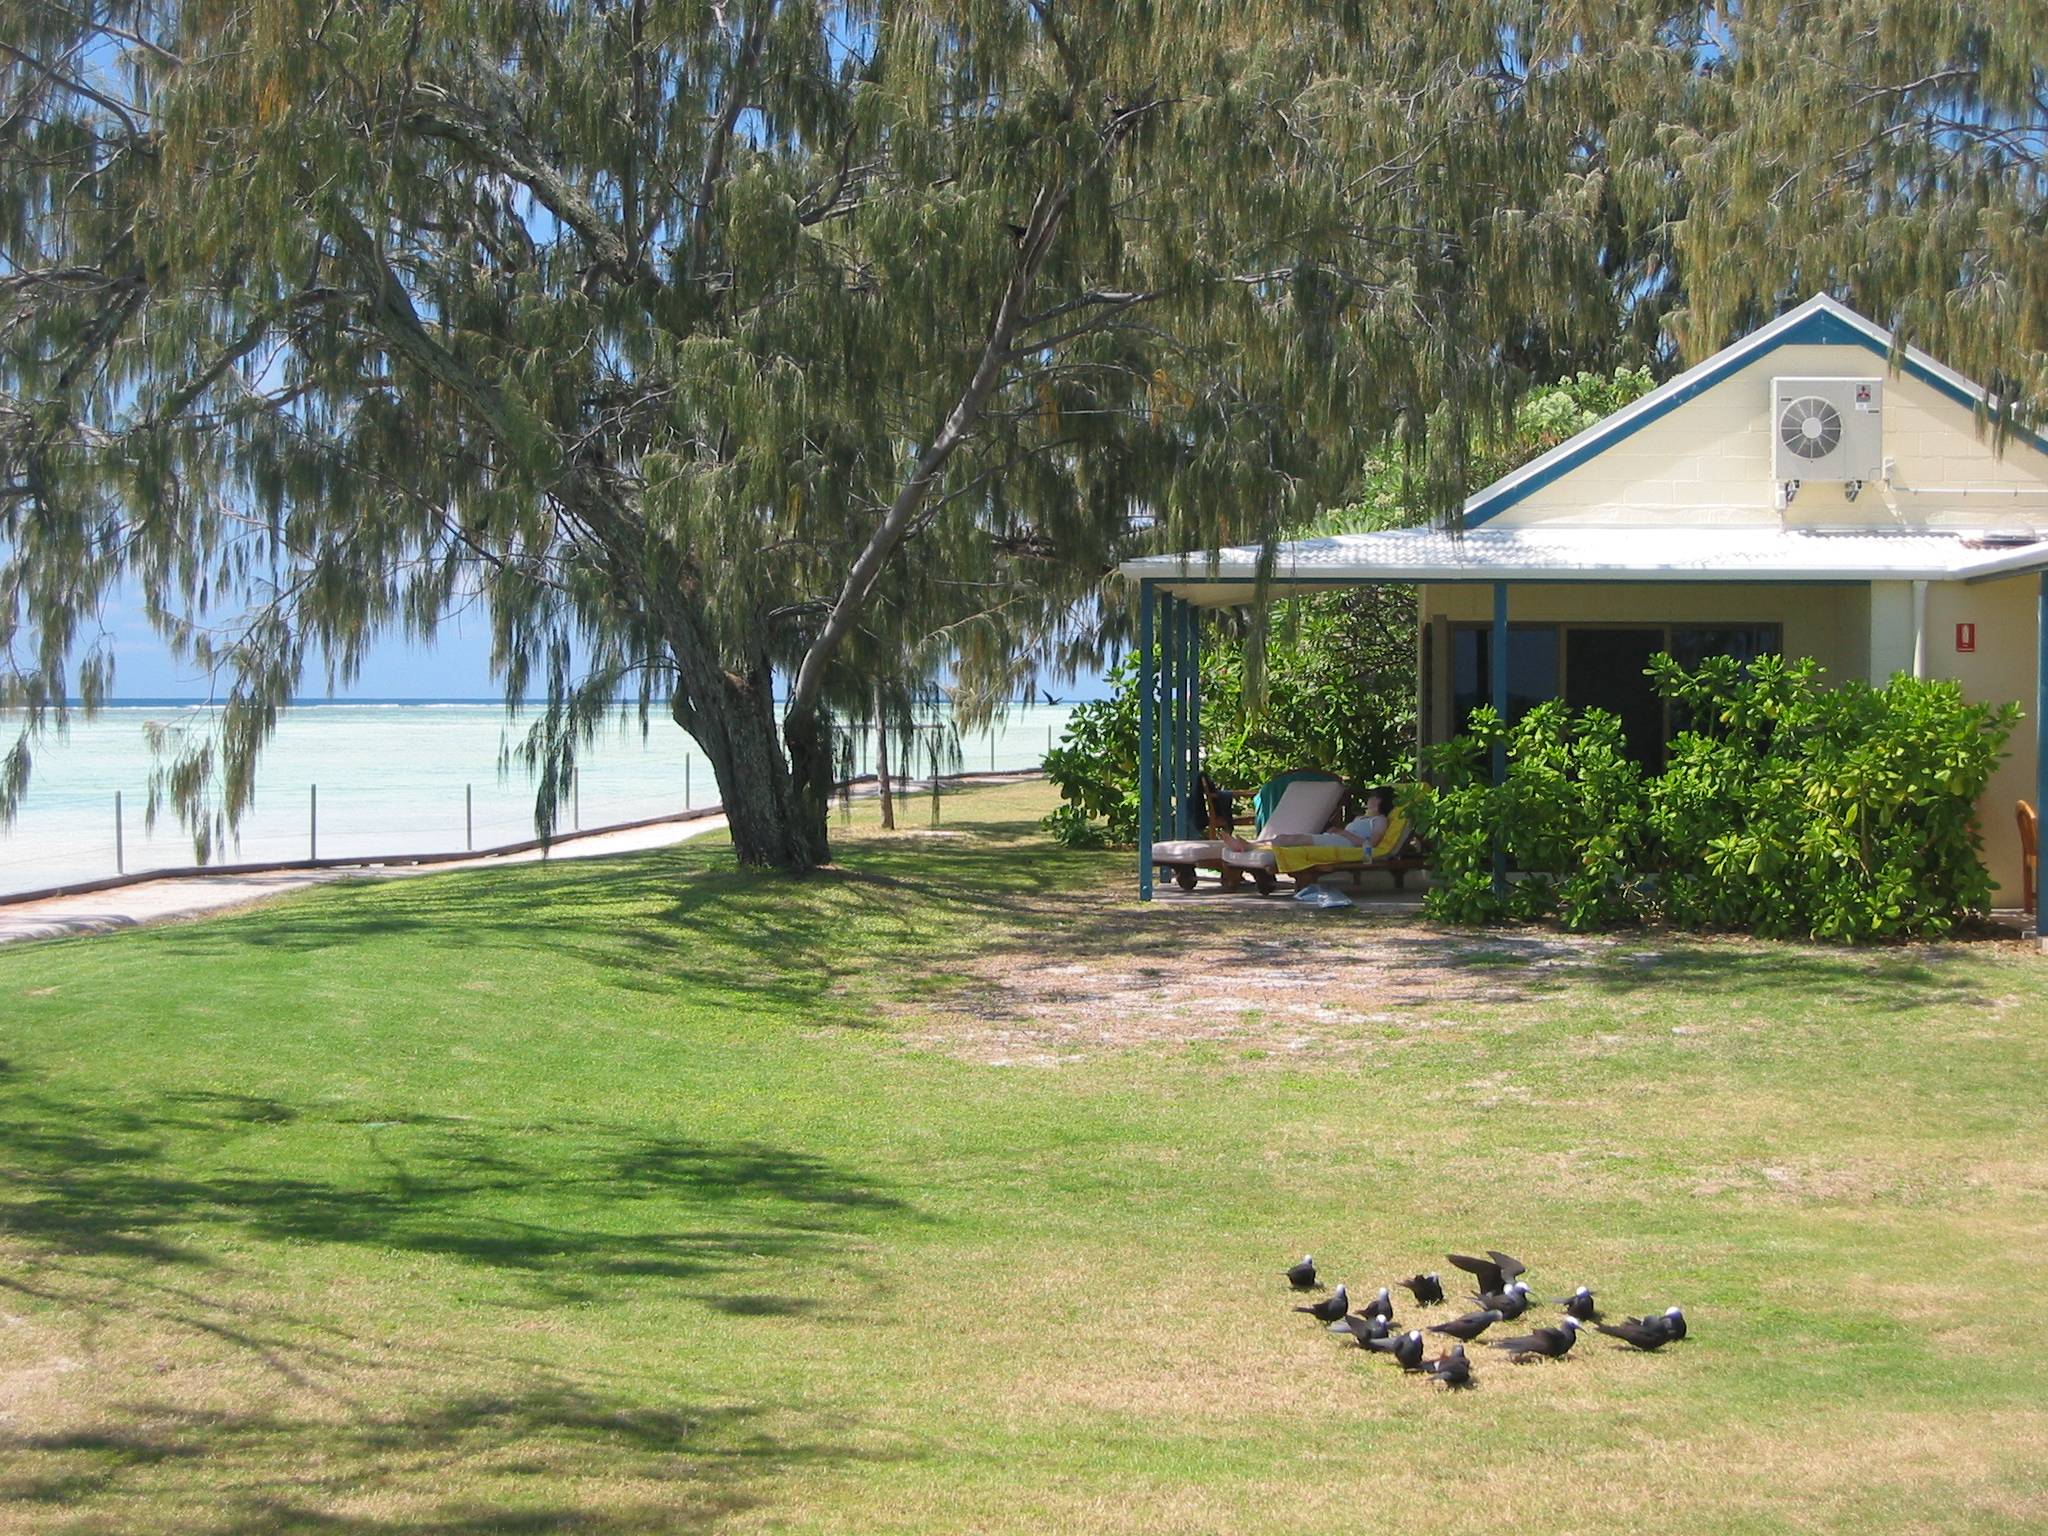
[1672, 2, 2048, 432]
[1, 0, 1682, 867]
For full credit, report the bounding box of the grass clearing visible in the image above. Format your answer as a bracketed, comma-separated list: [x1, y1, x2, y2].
[2, 780, 2045, 1533]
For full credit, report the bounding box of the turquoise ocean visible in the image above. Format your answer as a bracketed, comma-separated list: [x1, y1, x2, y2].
[0, 701, 1077, 899]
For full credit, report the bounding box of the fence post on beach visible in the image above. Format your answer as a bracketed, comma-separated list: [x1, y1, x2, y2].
[685, 755, 692, 809]
[466, 784, 473, 851]
[573, 773, 580, 831]
[990, 731, 996, 773]
[310, 784, 318, 861]
[114, 790, 124, 874]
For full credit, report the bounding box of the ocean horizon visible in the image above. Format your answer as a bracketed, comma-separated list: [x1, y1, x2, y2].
[0, 700, 1076, 899]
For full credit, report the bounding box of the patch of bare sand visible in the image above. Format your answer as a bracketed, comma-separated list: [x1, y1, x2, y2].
[895, 891, 1617, 1065]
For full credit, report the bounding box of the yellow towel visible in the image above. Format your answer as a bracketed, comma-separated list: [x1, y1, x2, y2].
[1271, 844, 1365, 874]
[1267, 813, 1412, 874]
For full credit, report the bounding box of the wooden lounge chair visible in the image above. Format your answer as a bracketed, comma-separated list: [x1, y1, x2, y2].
[2020, 799, 2038, 916]
[1224, 801, 1426, 895]
[1150, 773, 1345, 892]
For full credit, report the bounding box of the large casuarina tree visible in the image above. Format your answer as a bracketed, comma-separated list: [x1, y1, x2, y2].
[6, 5, 2044, 872]
[1, 2, 1688, 868]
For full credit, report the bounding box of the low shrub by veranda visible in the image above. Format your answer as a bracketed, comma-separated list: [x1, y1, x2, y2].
[1415, 655, 2016, 941]
[1413, 701, 1650, 932]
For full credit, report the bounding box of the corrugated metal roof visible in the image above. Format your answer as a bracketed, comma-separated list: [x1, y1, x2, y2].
[1121, 524, 2048, 605]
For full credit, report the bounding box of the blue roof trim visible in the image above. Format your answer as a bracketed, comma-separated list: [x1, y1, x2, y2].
[1465, 308, 2048, 528]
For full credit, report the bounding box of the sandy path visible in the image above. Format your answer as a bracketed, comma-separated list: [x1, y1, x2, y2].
[0, 812, 729, 945]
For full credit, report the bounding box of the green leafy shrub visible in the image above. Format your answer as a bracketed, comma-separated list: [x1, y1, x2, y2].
[1413, 701, 1650, 931]
[1646, 655, 2016, 940]
[1041, 662, 1142, 846]
[1040, 594, 1414, 847]
[1418, 656, 2016, 941]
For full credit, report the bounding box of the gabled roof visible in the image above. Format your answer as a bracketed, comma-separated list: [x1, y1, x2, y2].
[1463, 293, 2047, 527]
[1120, 525, 2048, 607]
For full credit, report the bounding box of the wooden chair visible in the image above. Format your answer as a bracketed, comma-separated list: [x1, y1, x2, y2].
[2019, 799, 2038, 916]
[1150, 773, 1345, 893]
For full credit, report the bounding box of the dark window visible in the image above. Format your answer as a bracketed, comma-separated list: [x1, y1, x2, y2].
[1452, 625, 1560, 731]
[1669, 625, 1782, 672]
[1564, 627, 1668, 767]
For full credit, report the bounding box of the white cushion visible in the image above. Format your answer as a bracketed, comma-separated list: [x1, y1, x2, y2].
[1151, 839, 1227, 863]
[1221, 847, 1279, 870]
[1260, 779, 1346, 838]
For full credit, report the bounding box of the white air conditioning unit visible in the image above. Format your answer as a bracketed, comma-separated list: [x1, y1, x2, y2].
[1773, 377, 1883, 505]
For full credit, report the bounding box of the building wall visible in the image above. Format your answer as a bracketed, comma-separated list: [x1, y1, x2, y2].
[1418, 578, 2037, 904]
[1497, 342, 2048, 530]
[1924, 574, 2041, 901]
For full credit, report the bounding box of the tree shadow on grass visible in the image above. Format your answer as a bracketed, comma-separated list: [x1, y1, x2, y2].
[1582, 938, 2002, 1012]
[0, 1066, 919, 1306]
[3, 1380, 903, 1533]
[103, 814, 1124, 1025]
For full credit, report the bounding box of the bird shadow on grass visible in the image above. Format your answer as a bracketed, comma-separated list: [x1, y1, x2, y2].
[2, 1380, 903, 1534]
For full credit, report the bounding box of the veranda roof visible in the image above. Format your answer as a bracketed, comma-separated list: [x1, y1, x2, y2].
[1118, 525, 2048, 607]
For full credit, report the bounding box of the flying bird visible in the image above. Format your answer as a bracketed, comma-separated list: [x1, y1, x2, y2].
[1426, 1309, 1504, 1342]
[1424, 1344, 1473, 1389]
[1368, 1329, 1426, 1370]
[1329, 1313, 1391, 1346]
[1556, 1286, 1602, 1322]
[1361, 1286, 1395, 1322]
[1285, 1255, 1318, 1290]
[1594, 1315, 1676, 1351]
[1470, 1281, 1532, 1319]
[1489, 1317, 1584, 1361]
[1447, 1250, 1527, 1295]
[1296, 1284, 1349, 1324]
[1395, 1273, 1445, 1306]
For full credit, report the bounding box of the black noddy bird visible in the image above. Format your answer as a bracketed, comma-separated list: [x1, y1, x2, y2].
[1556, 1286, 1602, 1322]
[1620, 1305, 1686, 1341]
[1395, 1273, 1445, 1306]
[1285, 1255, 1318, 1290]
[1361, 1286, 1395, 1322]
[1489, 1317, 1584, 1361]
[1470, 1281, 1533, 1319]
[1423, 1344, 1473, 1389]
[1427, 1308, 1504, 1342]
[1329, 1313, 1391, 1345]
[1595, 1315, 1676, 1351]
[1296, 1283, 1349, 1323]
[1447, 1250, 1526, 1295]
[1368, 1328, 1426, 1370]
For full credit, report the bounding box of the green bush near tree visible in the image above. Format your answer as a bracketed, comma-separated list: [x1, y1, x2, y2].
[1412, 655, 2017, 941]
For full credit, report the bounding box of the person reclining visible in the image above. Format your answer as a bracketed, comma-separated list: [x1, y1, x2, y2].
[1221, 787, 1389, 854]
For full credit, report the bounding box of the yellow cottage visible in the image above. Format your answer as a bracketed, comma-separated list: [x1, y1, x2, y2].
[1122, 296, 2048, 927]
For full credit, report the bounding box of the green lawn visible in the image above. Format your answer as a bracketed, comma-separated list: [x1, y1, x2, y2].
[3, 781, 2045, 1534]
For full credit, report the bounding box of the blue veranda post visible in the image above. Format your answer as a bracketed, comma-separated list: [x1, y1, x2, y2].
[1492, 581, 1509, 893]
[1137, 579, 1156, 900]
[1159, 593, 1178, 852]
[2038, 571, 2047, 945]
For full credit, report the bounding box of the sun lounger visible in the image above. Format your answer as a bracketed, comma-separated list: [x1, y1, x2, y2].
[1150, 773, 1345, 892]
[1222, 804, 1425, 895]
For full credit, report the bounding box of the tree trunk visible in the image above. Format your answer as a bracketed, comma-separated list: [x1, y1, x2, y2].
[873, 682, 895, 830]
[670, 670, 830, 871]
